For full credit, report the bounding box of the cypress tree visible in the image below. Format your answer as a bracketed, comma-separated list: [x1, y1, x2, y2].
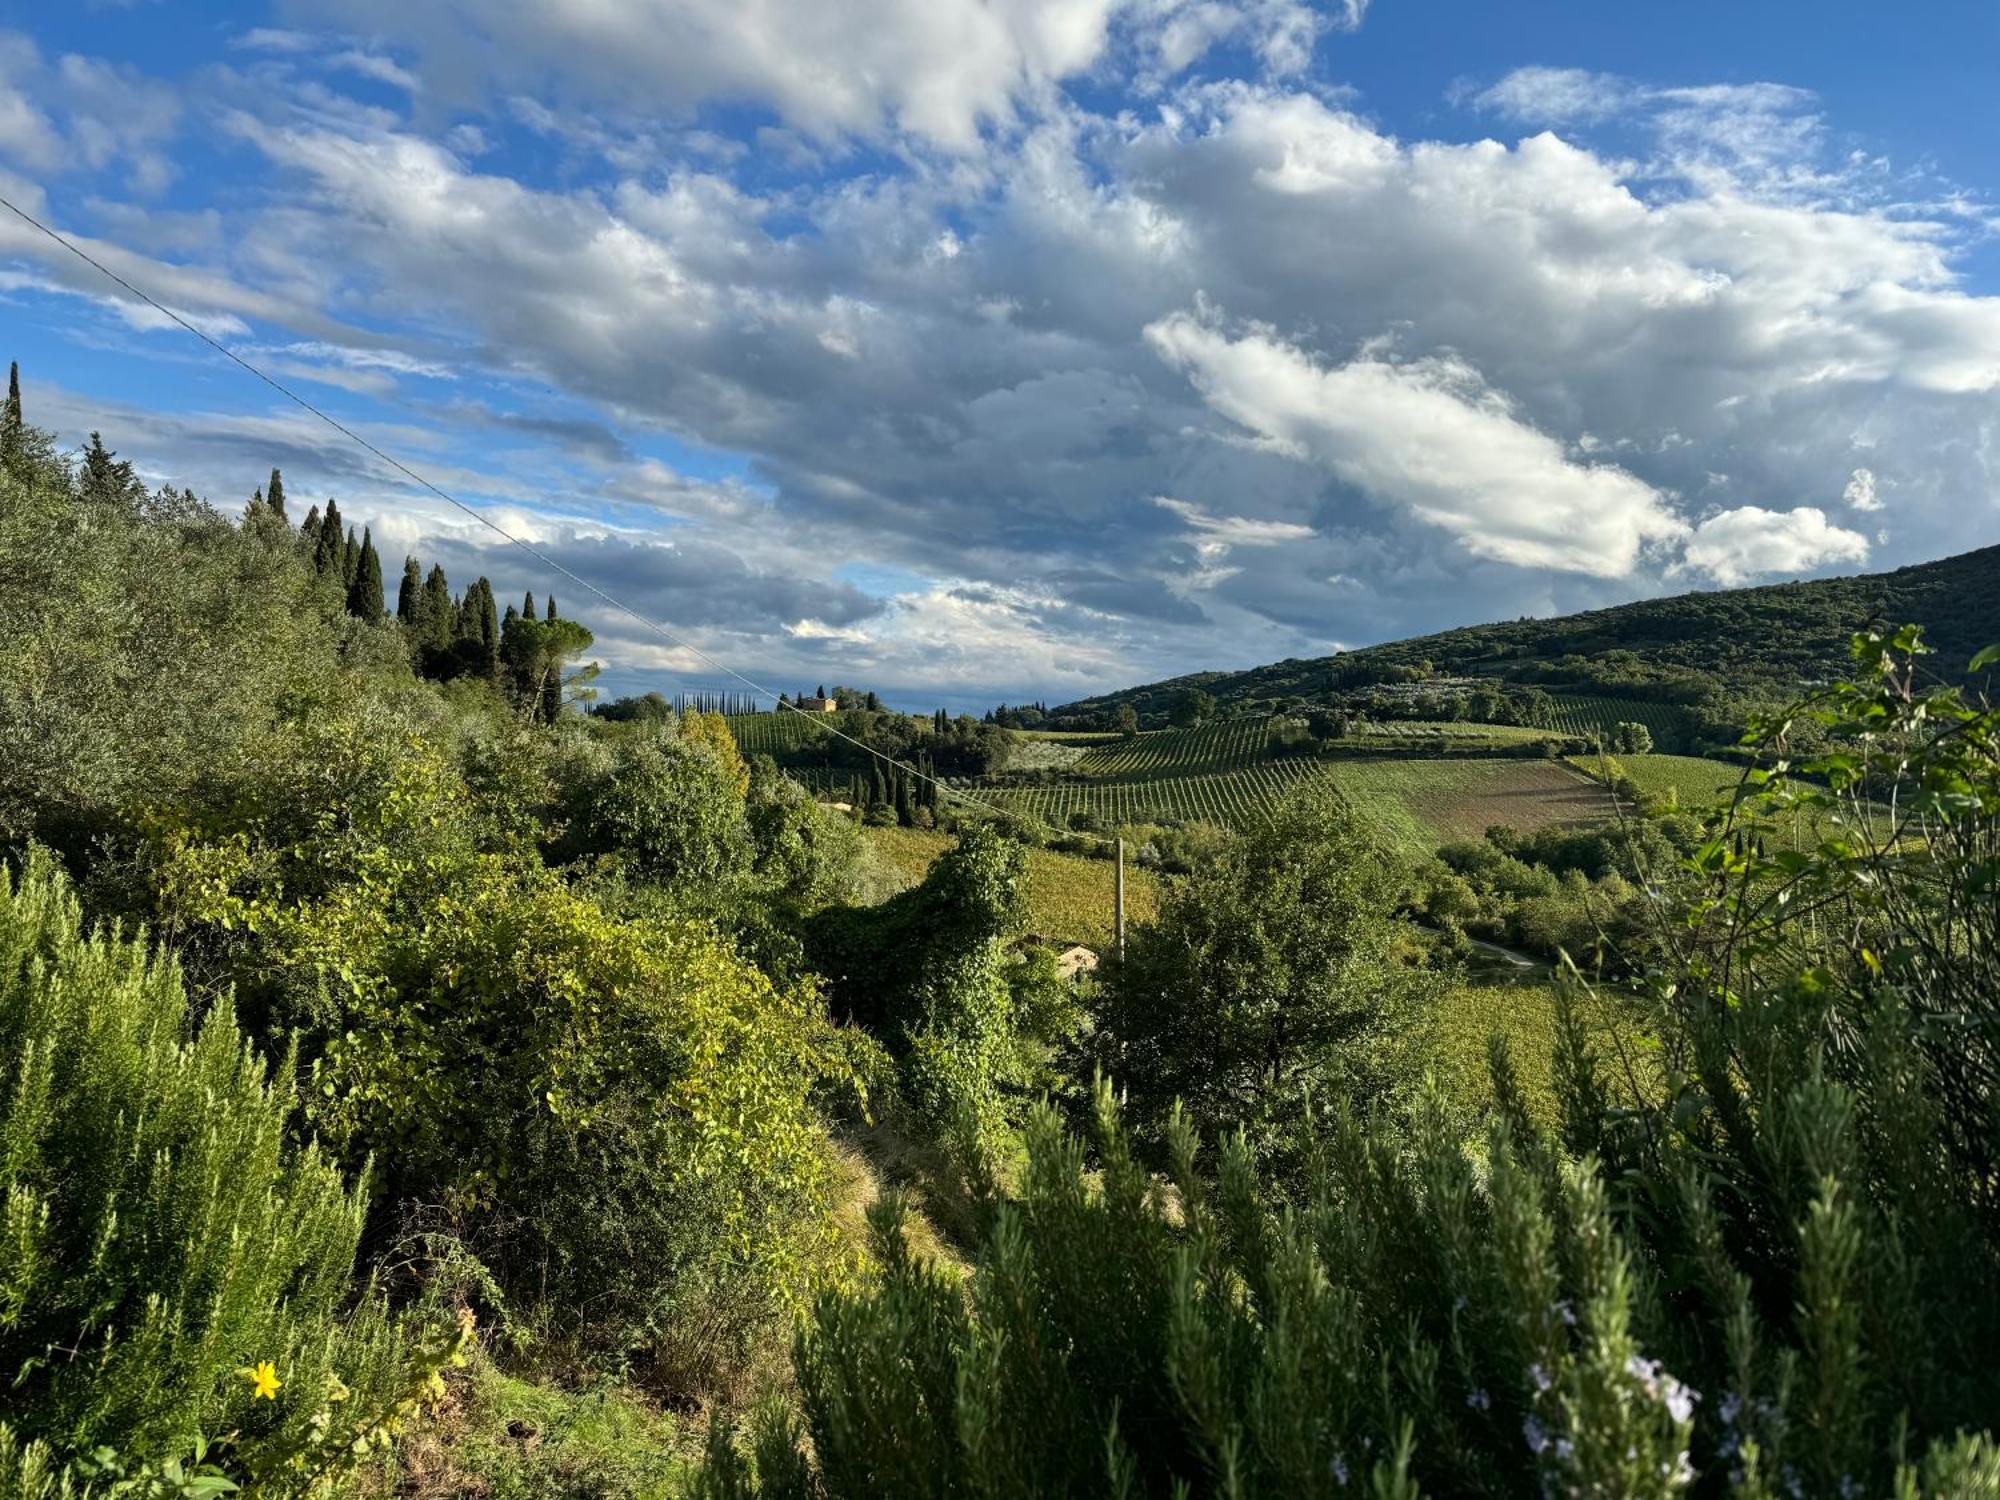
[545, 595, 558, 622]
[348, 527, 385, 621]
[247, 486, 266, 520]
[1, 361, 21, 472]
[342, 527, 361, 589]
[313, 498, 345, 577]
[523, 592, 536, 622]
[420, 565, 453, 653]
[300, 504, 322, 555]
[266, 467, 287, 522]
[475, 578, 500, 669]
[396, 556, 422, 626]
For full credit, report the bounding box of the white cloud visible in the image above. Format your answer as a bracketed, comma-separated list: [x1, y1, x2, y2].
[1842, 466, 1882, 512]
[1676, 505, 1870, 586]
[1467, 66, 1630, 126]
[294, 0, 1124, 152]
[1146, 310, 1687, 576]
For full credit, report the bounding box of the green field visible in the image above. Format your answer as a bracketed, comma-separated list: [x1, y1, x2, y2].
[1325, 758, 1615, 857]
[862, 825, 1160, 949]
[1545, 695, 1692, 750]
[1566, 752, 1747, 812]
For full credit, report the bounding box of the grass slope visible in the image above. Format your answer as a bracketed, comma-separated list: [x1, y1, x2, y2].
[862, 825, 1160, 950]
[1326, 759, 1616, 858]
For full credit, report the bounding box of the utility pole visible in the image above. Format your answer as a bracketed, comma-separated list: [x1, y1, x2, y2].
[1114, 836, 1126, 962]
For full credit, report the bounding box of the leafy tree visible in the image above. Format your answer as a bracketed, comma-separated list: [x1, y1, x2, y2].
[1168, 686, 1216, 727]
[77, 432, 141, 513]
[1612, 720, 1653, 754]
[1096, 781, 1433, 1145]
[1115, 702, 1140, 738]
[567, 729, 753, 892]
[806, 825, 1027, 1131]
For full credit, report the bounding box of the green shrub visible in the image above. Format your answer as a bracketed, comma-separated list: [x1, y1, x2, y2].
[0, 849, 408, 1481]
[806, 826, 1028, 1133]
[1096, 781, 1439, 1146]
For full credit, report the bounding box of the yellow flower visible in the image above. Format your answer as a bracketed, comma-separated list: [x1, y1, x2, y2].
[247, 1361, 282, 1401]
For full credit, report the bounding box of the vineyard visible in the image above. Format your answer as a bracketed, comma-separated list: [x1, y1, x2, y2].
[1544, 694, 1692, 750]
[1567, 752, 1745, 810]
[1344, 720, 1555, 748]
[1071, 719, 1280, 778]
[725, 710, 828, 758]
[972, 758, 1332, 829]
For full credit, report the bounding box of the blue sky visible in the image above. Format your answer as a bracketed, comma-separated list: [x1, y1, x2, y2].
[2, 1, 1996, 711]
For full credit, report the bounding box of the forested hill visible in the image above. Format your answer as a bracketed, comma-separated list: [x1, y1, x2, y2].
[1057, 543, 2000, 723]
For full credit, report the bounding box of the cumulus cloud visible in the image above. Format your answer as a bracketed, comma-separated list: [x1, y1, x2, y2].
[288, 0, 1126, 152]
[1843, 466, 1882, 512]
[3, 16, 1997, 704]
[1676, 505, 1870, 586]
[1145, 311, 1686, 576]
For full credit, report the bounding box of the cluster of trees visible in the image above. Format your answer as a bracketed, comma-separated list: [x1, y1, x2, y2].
[833, 754, 945, 827]
[0, 377, 869, 1493]
[240, 461, 602, 724]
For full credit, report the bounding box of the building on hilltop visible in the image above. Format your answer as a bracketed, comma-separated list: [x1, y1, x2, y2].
[798, 696, 839, 712]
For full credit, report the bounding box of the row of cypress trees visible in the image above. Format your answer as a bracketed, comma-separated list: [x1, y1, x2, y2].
[843, 753, 940, 825]
[242, 463, 590, 717]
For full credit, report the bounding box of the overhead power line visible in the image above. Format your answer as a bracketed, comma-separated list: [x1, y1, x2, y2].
[0, 190, 1114, 846]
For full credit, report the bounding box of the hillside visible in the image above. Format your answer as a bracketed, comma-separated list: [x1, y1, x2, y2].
[1055, 543, 2000, 723]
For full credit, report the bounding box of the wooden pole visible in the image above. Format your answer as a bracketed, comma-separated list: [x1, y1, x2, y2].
[1115, 836, 1126, 962]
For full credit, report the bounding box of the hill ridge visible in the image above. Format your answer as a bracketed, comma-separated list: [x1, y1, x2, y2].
[1056, 543, 2000, 723]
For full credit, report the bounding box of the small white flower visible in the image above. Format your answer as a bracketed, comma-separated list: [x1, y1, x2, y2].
[1529, 1362, 1551, 1393]
[1330, 1453, 1349, 1484]
[1522, 1416, 1549, 1455]
[1467, 1387, 1492, 1412]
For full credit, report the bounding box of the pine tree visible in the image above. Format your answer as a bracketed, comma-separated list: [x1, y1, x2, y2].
[266, 467, 287, 522]
[1, 361, 22, 473]
[348, 527, 385, 621]
[313, 498, 345, 577]
[78, 432, 138, 511]
[397, 556, 422, 626]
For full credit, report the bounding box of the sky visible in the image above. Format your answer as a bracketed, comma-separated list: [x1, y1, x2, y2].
[1, 1, 1997, 712]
